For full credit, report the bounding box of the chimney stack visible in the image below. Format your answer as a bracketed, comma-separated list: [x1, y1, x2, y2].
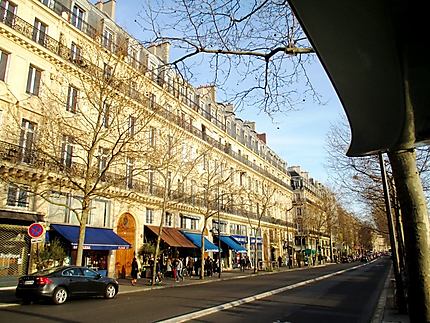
[95, 0, 116, 21]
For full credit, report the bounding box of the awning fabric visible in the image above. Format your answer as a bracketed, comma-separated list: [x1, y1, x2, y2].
[181, 231, 219, 252]
[145, 225, 196, 248]
[51, 224, 131, 250]
[219, 236, 247, 253]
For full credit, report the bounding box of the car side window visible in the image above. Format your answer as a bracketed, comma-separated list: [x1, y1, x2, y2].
[83, 268, 98, 278]
[63, 268, 83, 276]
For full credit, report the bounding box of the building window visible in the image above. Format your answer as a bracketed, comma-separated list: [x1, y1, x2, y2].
[146, 208, 154, 224]
[70, 42, 82, 62]
[147, 169, 154, 194]
[180, 215, 199, 230]
[102, 102, 109, 128]
[212, 220, 227, 234]
[19, 119, 36, 163]
[128, 115, 136, 136]
[61, 135, 74, 167]
[230, 224, 247, 236]
[149, 93, 156, 109]
[0, 49, 10, 81]
[102, 28, 114, 50]
[164, 212, 173, 227]
[26, 65, 42, 96]
[125, 157, 133, 189]
[103, 63, 113, 81]
[98, 147, 109, 181]
[32, 18, 47, 46]
[71, 4, 85, 30]
[90, 199, 110, 227]
[66, 85, 78, 113]
[7, 184, 29, 208]
[148, 127, 156, 146]
[1, 0, 17, 27]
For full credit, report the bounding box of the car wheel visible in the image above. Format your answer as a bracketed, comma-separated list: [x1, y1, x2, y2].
[104, 284, 117, 299]
[52, 287, 68, 305]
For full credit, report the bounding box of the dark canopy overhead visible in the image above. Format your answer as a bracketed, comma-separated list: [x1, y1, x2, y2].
[288, 0, 430, 156]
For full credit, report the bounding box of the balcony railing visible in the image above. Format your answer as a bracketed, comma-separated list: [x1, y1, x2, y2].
[38, 1, 288, 175]
[0, 7, 289, 189]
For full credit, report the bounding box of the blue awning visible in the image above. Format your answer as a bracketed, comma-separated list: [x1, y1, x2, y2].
[220, 236, 247, 253]
[181, 231, 219, 252]
[51, 224, 131, 250]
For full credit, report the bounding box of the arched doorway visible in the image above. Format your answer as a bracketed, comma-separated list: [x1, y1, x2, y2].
[115, 213, 136, 278]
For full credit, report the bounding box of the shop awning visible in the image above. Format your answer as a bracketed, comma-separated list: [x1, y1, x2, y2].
[51, 224, 131, 250]
[145, 225, 196, 249]
[181, 231, 220, 252]
[219, 236, 247, 253]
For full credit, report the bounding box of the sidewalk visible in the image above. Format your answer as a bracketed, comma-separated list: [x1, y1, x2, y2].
[0, 262, 411, 323]
[371, 267, 409, 323]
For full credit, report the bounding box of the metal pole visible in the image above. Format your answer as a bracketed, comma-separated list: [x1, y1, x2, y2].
[378, 152, 407, 313]
[218, 183, 221, 278]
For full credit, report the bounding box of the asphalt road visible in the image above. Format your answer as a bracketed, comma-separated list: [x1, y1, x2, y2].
[0, 258, 390, 323]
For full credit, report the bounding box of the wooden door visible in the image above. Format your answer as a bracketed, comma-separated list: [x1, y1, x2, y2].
[115, 213, 136, 278]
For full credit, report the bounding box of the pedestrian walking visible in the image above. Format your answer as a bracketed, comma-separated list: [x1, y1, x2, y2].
[176, 258, 184, 281]
[131, 257, 139, 286]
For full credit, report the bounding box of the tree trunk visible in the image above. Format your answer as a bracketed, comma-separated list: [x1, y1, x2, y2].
[76, 197, 90, 266]
[200, 219, 207, 280]
[388, 150, 430, 322]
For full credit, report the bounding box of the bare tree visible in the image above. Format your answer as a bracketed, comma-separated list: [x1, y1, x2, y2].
[141, 117, 205, 285]
[187, 150, 239, 279]
[243, 177, 278, 272]
[1, 35, 157, 266]
[137, 0, 315, 114]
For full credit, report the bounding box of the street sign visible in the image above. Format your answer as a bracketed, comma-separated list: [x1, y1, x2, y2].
[28, 223, 45, 239]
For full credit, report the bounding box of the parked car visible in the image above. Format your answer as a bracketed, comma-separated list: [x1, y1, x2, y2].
[16, 266, 118, 305]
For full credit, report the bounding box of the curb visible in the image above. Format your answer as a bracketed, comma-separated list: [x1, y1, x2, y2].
[371, 264, 392, 323]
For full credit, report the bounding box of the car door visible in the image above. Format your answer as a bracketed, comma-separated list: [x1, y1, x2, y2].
[82, 268, 105, 295]
[62, 268, 86, 295]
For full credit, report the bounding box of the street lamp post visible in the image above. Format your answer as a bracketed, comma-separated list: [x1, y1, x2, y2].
[217, 182, 222, 279]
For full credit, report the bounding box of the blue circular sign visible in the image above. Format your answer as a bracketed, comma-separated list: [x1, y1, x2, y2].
[28, 223, 44, 238]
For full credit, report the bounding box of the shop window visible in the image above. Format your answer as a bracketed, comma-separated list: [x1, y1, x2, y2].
[7, 184, 29, 208]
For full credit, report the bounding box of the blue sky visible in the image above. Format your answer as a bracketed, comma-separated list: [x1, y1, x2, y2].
[114, 1, 348, 184]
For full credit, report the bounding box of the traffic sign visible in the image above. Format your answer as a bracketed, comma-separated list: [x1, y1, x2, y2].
[28, 223, 45, 239]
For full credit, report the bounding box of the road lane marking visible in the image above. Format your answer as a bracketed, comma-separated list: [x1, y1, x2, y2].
[158, 262, 370, 323]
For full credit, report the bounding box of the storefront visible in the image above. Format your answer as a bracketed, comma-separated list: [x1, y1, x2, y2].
[0, 210, 42, 281]
[50, 224, 131, 277]
[214, 235, 247, 269]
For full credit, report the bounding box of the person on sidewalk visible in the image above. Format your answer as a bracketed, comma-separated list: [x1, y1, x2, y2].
[176, 258, 184, 282]
[131, 257, 139, 286]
